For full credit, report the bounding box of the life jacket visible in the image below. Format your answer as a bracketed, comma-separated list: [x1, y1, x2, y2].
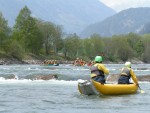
[120, 67, 131, 79]
[90, 65, 104, 78]
[74, 60, 79, 65]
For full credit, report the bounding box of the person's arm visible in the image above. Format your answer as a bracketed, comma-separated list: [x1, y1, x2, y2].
[130, 69, 139, 85]
[98, 64, 109, 75]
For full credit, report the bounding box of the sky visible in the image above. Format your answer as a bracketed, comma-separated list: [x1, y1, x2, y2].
[100, 0, 150, 12]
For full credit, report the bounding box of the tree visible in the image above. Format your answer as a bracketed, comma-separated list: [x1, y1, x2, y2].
[127, 33, 143, 57]
[142, 34, 150, 63]
[51, 25, 63, 54]
[83, 38, 93, 58]
[89, 34, 104, 58]
[63, 34, 81, 59]
[0, 12, 10, 50]
[111, 35, 134, 61]
[13, 6, 43, 54]
[37, 21, 63, 55]
[103, 38, 116, 61]
[5, 39, 25, 60]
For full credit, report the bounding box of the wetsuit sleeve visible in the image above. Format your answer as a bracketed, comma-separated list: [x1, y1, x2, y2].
[130, 69, 139, 85]
[98, 64, 109, 75]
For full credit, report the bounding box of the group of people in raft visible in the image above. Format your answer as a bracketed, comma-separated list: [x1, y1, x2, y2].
[90, 56, 139, 86]
[74, 58, 94, 66]
[43, 60, 58, 65]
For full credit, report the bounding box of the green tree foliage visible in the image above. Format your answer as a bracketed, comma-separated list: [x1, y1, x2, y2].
[37, 21, 63, 55]
[1, 6, 149, 63]
[0, 12, 10, 50]
[90, 34, 104, 56]
[52, 25, 63, 54]
[83, 38, 93, 58]
[63, 34, 81, 59]
[83, 34, 104, 59]
[113, 36, 133, 61]
[26, 18, 43, 55]
[103, 38, 117, 61]
[13, 6, 43, 54]
[5, 39, 25, 60]
[127, 33, 144, 57]
[142, 34, 150, 63]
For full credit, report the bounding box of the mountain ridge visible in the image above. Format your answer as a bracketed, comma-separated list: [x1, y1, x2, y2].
[80, 7, 150, 37]
[0, 0, 115, 34]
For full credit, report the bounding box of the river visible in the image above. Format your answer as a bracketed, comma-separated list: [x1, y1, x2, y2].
[0, 64, 149, 113]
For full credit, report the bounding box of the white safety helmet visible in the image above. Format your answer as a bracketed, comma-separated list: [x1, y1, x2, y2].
[125, 62, 131, 68]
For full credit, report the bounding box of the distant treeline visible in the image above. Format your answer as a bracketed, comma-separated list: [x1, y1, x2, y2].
[0, 6, 150, 63]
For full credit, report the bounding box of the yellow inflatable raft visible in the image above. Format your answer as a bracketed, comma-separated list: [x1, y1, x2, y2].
[92, 80, 138, 95]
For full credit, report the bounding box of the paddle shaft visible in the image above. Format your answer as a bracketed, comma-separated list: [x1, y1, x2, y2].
[138, 84, 145, 93]
[138, 85, 141, 90]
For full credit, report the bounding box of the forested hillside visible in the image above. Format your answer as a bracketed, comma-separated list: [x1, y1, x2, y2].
[80, 7, 150, 37]
[0, 6, 150, 63]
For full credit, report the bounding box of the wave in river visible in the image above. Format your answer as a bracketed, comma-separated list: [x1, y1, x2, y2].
[0, 73, 150, 82]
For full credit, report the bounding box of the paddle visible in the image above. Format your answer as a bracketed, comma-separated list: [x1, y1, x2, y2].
[138, 84, 145, 94]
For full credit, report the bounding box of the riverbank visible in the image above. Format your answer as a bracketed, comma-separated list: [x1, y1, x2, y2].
[0, 51, 146, 65]
[0, 58, 75, 65]
[0, 50, 147, 65]
[0, 59, 145, 65]
[0, 57, 145, 65]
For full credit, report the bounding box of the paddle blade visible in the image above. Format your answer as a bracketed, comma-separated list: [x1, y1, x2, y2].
[140, 90, 145, 94]
[138, 85, 145, 94]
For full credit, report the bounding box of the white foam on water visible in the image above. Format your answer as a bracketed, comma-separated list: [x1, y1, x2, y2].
[0, 78, 32, 84]
[47, 79, 78, 85]
[112, 68, 116, 70]
[0, 77, 78, 85]
[139, 81, 150, 84]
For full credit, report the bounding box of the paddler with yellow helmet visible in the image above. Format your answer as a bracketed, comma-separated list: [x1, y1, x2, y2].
[90, 56, 109, 84]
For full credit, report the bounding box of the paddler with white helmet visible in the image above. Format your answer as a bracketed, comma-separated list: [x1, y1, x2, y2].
[118, 61, 139, 85]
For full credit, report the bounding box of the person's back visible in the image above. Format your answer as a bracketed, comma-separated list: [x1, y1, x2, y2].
[118, 66, 131, 84]
[90, 56, 109, 84]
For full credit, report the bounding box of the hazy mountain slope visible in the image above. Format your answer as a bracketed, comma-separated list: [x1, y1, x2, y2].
[80, 7, 150, 37]
[0, 0, 115, 34]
